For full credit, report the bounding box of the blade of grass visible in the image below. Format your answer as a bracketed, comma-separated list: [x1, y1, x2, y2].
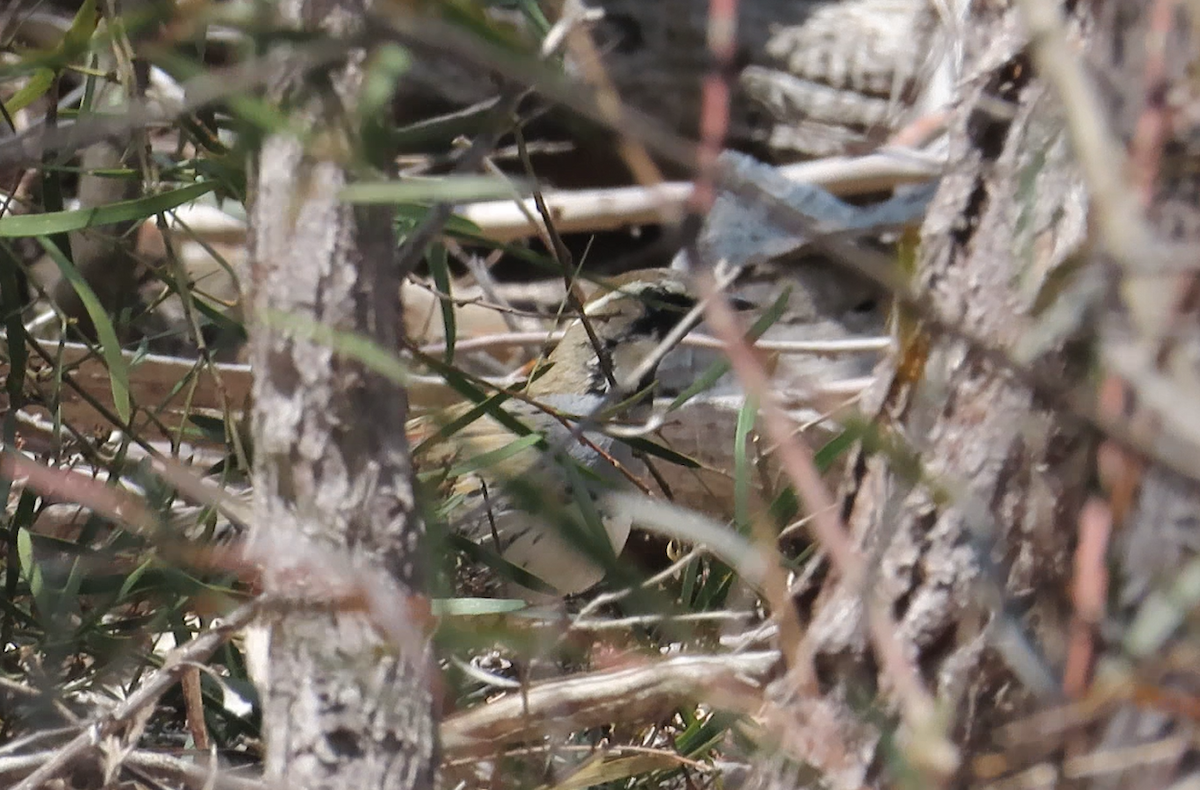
[38, 236, 131, 422]
[17, 527, 52, 620]
[734, 395, 758, 529]
[2, 492, 37, 649]
[814, 425, 860, 473]
[41, 73, 73, 265]
[3, 68, 55, 116]
[340, 175, 524, 204]
[427, 242, 457, 364]
[0, 181, 213, 237]
[444, 433, 542, 478]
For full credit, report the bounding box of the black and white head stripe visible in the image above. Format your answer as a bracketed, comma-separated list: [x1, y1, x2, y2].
[582, 276, 691, 315]
[584, 281, 696, 338]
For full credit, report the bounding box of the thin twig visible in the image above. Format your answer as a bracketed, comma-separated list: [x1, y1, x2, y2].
[395, 89, 528, 276]
[572, 546, 704, 623]
[558, 0, 668, 191]
[696, 272, 945, 747]
[11, 603, 258, 790]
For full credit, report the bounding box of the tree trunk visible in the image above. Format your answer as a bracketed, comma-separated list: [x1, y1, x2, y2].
[749, 3, 1096, 787]
[246, 2, 437, 788]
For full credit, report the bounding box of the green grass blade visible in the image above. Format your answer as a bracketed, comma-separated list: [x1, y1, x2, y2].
[340, 176, 522, 204]
[38, 236, 131, 422]
[17, 527, 51, 617]
[814, 425, 860, 473]
[734, 395, 758, 529]
[426, 243, 457, 364]
[445, 433, 542, 478]
[0, 181, 213, 237]
[3, 68, 55, 116]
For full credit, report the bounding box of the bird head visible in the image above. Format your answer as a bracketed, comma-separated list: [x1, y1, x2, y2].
[527, 269, 699, 400]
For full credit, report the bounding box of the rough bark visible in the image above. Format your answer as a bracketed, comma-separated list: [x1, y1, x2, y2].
[748, 4, 1095, 788]
[246, 1, 436, 789]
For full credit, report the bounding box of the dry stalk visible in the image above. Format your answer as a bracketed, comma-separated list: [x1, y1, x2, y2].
[9, 603, 258, 790]
[441, 651, 777, 756]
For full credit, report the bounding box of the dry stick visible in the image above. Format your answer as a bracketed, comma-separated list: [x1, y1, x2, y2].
[179, 665, 211, 752]
[0, 729, 79, 762]
[570, 610, 756, 631]
[122, 750, 264, 790]
[457, 150, 939, 242]
[0, 449, 154, 531]
[1060, 0, 1180, 697]
[10, 603, 258, 790]
[1128, 0, 1178, 207]
[419, 330, 892, 357]
[480, 152, 558, 259]
[679, 0, 824, 701]
[559, 0, 669, 193]
[572, 547, 704, 625]
[441, 651, 777, 756]
[1064, 499, 1111, 698]
[443, 743, 715, 776]
[1138, 0, 1200, 375]
[513, 126, 619, 391]
[697, 274, 950, 768]
[451, 244, 525, 336]
[692, 0, 737, 216]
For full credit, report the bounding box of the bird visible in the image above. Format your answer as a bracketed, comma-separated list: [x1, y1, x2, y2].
[410, 268, 702, 596]
[165, 269, 708, 596]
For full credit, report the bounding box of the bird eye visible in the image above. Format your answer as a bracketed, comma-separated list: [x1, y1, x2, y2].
[628, 291, 697, 339]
